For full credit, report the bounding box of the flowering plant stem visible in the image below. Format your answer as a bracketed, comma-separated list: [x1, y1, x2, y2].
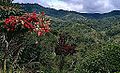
[59, 55, 65, 72]
[2, 33, 8, 73]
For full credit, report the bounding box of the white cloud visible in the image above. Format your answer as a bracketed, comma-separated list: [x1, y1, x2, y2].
[46, 0, 84, 12]
[47, 1, 72, 10]
[46, 0, 115, 13]
[110, 0, 120, 9]
[13, 0, 120, 13]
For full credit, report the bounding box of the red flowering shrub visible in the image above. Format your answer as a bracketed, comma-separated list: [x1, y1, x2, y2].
[55, 33, 77, 56]
[2, 12, 50, 36]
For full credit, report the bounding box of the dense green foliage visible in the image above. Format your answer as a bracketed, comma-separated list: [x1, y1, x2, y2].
[0, 3, 120, 73]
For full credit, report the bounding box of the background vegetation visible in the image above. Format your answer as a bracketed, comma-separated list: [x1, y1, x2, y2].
[0, 3, 120, 73]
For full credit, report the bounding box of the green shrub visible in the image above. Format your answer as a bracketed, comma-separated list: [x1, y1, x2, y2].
[79, 44, 120, 73]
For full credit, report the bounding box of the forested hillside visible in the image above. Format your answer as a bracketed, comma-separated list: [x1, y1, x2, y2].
[20, 3, 120, 43]
[0, 3, 120, 73]
[20, 3, 120, 19]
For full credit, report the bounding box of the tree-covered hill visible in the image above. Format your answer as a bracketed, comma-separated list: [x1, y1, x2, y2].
[19, 3, 120, 19]
[18, 4, 120, 72]
[0, 3, 120, 73]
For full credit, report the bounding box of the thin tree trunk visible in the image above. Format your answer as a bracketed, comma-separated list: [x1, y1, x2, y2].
[59, 55, 64, 73]
[9, 64, 13, 73]
[3, 59, 7, 73]
[2, 34, 9, 73]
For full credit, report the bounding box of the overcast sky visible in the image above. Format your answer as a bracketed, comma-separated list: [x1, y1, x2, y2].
[13, 0, 120, 13]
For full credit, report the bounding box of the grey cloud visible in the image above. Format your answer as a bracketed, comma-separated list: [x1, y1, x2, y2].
[13, 0, 120, 13]
[82, 0, 103, 12]
[110, 0, 120, 9]
[59, 0, 82, 5]
[59, 0, 117, 13]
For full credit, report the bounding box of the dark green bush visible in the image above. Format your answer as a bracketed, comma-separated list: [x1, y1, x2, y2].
[79, 44, 120, 73]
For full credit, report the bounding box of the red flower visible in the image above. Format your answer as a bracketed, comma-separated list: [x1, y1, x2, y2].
[31, 12, 37, 21]
[5, 18, 10, 24]
[40, 23, 44, 27]
[22, 19, 35, 29]
[11, 22, 16, 27]
[44, 29, 50, 32]
[3, 12, 50, 36]
[11, 28, 15, 31]
[40, 19, 44, 22]
[35, 22, 39, 25]
[41, 27, 45, 30]
[41, 11, 45, 15]
[9, 16, 15, 20]
[28, 23, 34, 29]
[4, 25, 9, 29]
[27, 17, 32, 21]
[37, 31, 43, 36]
[24, 24, 30, 28]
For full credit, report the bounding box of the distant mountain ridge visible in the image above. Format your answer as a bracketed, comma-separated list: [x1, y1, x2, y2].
[19, 3, 120, 19]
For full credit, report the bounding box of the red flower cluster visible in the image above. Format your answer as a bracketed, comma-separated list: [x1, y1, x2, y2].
[4, 12, 50, 36]
[55, 34, 77, 56]
[62, 44, 76, 54]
